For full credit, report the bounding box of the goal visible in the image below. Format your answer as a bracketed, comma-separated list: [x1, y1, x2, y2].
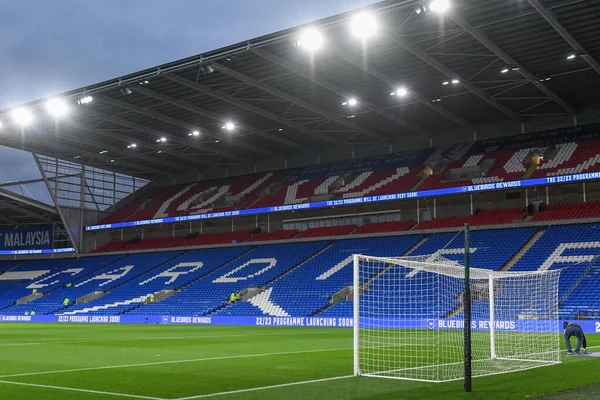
[353, 253, 562, 382]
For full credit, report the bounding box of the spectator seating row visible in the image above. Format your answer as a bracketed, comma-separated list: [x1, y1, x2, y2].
[2, 223, 600, 320]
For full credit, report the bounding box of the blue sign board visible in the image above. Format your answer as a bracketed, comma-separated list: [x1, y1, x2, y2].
[0, 227, 53, 250]
[85, 171, 600, 232]
[0, 247, 75, 256]
[1, 315, 599, 334]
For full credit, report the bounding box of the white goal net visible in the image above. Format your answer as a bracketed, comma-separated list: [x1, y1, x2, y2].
[353, 254, 562, 382]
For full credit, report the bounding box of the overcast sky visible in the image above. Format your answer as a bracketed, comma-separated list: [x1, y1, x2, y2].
[0, 0, 378, 201]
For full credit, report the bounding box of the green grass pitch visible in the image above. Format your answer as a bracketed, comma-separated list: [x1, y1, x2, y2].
[0, 323, 599, 400]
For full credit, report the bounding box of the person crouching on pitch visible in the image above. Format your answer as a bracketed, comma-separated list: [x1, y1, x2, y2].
[564, 321, 588, 355]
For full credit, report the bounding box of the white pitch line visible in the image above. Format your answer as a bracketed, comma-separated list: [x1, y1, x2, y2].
[0, 347, 351, 379]
[175, 375, 354, 400]
[0, 379, 165, 400]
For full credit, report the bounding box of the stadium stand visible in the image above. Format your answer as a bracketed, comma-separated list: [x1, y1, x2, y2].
[93, 128, 600, 228]
[351, 220, 415, 235]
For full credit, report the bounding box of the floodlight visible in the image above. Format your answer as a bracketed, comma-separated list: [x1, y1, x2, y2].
[157, 151, 163, 154]
[156, 137, 167, 143]
[396, 87, 408, 97]
[343, 98, 358, 106]
[78, 95, 93, 105]
[11, 107, 33, 126]
[501, 68, 509, 74]
[190, 130, 200, 137]
[127, 143, 137, 149]
[222, 122, 235, 131]
[46, 98, 68, 117]
[451, 79, 459, 84]
[442, 81, 450, 85]
[215, 140, 220, 143]
[567, 54, 576, 60]
[99, 150, 108, 155]
[297, 29, 324, 52]
[512, 67, 520, 71]
[347, 115, 356, 119]
[278, 128, 284, 132]
[73, 155, 82, 159]
[350, 12, 377, 40]
[430, 0, 450, 13]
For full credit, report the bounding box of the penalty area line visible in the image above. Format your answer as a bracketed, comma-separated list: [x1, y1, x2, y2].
[0, 379, 165, 400]
[175, 375, 354, 399]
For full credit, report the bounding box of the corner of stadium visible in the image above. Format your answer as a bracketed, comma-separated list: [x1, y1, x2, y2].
[0, 0, 600, 399]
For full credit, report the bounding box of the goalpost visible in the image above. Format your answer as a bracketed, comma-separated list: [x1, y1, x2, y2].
[353, 252, 562, 383]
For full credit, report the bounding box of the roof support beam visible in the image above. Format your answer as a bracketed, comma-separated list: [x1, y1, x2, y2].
[92, 93, 256, 162]
[250, 47, 431, 138]
[525, 0, 600, 77]
[392, 35, 522, 122]
[329, 46, 476, 132]
[212, 62, 390, 144]
[0, 213, 20, 227]
[129, 86, 284, 156]
[0, 188, 57, 222]
[80, 108, 246, 165]
[449, 13, 577, 116]
[131, 88, 313, 153]
[51, 121, 184, 173]
[163, 74, 344, 146]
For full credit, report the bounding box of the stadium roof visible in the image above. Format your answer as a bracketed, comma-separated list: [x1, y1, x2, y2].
[0, 189, 59, 228]
[0, 0, 599, 179]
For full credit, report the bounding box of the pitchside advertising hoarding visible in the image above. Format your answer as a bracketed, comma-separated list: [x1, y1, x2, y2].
[1, 315, 599, 334]
[85, 171, 600, 232]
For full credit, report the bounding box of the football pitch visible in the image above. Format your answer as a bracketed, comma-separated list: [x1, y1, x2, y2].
[0, 324, 599, 400]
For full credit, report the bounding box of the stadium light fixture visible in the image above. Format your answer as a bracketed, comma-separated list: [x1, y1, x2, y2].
[215, 140, 220, 143]
[222, 122, 235, 131]
[296, 28, 324, 52]
[430, 0, 450, 13]
[127, 143, 137, 149]
[11, 107, 33, 126]
[278, 128, 284, 132]
[512, 67, 520, 71]
[347, 115, 356, 119]
[46, 98, 68, 118]
[501, 68, 509, 74]
[110, 159, 115, 163]
[451, 79, 460, 84]
[442, 81, 450, 85]
[73, 155, 82, 159]
[350, 12, 378, 40]
[156, 137, 167, 143]
[566, 54, 577, 60]
[343, 98, 358, 106]
[99, 150, 108, 155]
[157, 150, 163, 154]
[77, 95, 93, 105]
[189, 130, 201, 137]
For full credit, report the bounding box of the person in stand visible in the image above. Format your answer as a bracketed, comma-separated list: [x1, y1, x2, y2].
[235, 292, 241, 302]
[564, 321, 588, 355]
[30, 310, 35, 316]
[63, 298, 70, 308]
[149, 293, 156, 303]
[25, 311, 29, 316]
[32, 288, 37, 295]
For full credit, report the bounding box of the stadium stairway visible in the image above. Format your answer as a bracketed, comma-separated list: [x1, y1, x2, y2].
[500, 228, 547, 271]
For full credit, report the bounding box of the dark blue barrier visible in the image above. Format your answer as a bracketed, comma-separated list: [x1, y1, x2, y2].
[2, 315, 599, 334]
[85, 171, 600, 232]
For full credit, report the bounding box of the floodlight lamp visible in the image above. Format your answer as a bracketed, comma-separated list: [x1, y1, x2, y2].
[156, 137, 167, 143]
[397, 87, 408, 97]
[430, 0, 450, 13]
[127, 143, 137, 149]
[11, 107, 33, 126]
[567, 54, 576, 60]
[223, 122, 235, 131]
[99, 150, 108, 155]
[451, 79, 459, 84]
[215, 140, 220, 143]
[191, 130, 200, 137]
[442, 81, 450, 85]
[297, 29, 324, 52]
[78, 95, 93, 105]
[501, 68, 509, 74]
[350, 12, 377, 40]
[46, 98, 68, 117]
[344, 98, 358, 106]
